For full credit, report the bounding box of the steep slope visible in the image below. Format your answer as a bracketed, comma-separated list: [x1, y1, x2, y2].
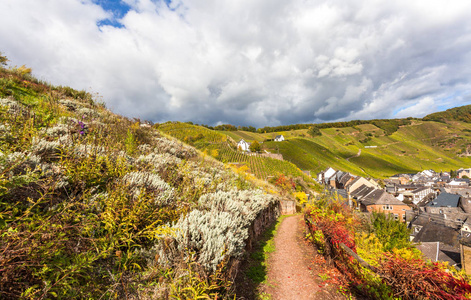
[158, 122, 316, 183]
[227, 121, 471, 178]
[423, 104, 471, 123]
[0, 63, 282, 298]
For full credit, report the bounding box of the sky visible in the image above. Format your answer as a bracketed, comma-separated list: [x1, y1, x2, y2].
[1, 0, 471, 127]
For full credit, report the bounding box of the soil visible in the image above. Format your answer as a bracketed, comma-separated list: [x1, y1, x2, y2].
[234, 215, 346, 300]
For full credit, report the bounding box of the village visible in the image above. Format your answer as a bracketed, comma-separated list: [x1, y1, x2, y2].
[317, 166, 471, 274]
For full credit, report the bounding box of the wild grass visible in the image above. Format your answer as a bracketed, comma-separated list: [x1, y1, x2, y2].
[0, 61, 282, 299]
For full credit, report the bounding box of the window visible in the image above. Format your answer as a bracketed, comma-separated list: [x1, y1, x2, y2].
[394, 214, 399, 220]
[402, 214, 406, 221]
[383, 205, 393, 210]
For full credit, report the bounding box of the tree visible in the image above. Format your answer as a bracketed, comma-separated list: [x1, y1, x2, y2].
[0, 52, 8, 66]
[249, 140, 261, 152]
[307, 126, 321, 137]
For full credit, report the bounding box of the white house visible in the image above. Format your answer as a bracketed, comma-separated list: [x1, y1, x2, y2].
[458, 168, 471, 178]
[274, 135, 285, 142]
[237, 139, 251, 152]
[448, 179, 469, 187]
[411, 186, 436, 205]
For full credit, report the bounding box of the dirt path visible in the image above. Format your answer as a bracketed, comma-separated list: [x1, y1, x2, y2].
[346, 149, 361, 161]
[262, 215, 340, 300]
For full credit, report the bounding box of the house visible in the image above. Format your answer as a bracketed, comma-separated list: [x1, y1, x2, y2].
[237, 139, 251, 152]
[317, 167, 336, 184]
[448, 178, 470, 187]
[274, 135, 285, 142]
[360, 189, 412, 222]
[387, 174, 411, 185]
[460, 236, 471, 275]
[350, 184, 376, 207]
[410, 186, 436, 205]
[337, 172, 355, 189]
[409, 213, 461, 247]
[345, 176, 380, 195]
[458, 168, 471, 179]
[416, 242, 461, 267]
[424, 192, 463, 215]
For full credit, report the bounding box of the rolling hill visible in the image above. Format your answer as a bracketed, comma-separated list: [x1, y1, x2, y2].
[214, 117, 471, 178]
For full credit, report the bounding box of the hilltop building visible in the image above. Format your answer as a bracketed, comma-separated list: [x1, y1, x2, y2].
[237, 139, 251, 152]
[274, 135, 285, 142]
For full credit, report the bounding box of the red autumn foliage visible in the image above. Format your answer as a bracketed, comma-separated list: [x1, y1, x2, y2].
[306, 202, 356, 251]
[305, 200, 471, 299]
[274, 174, 295, 194]
[378, 253, 471, 300]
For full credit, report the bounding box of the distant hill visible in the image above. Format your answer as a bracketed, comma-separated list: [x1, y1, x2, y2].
[210, 120, 471, 179]
[423, 104, 471, 123]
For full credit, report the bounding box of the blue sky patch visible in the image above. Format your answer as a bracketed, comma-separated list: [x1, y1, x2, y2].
[94, 0, 131, 28]
[94, 0, 131, 18]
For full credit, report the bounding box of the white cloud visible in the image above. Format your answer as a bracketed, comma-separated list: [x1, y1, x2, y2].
[0, 0, 471, 126]
[394, 97, 437, 118]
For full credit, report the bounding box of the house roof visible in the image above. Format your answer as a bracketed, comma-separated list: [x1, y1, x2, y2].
[411, 186, 432, 194]
[345, 176, 361, 189]
[323, 167, 336, 179]
[397, 184, 422, 190]
[410, 212, 469, 229]
[361, 189, 406, 206]
[416, 242, 460, 266]
[350, 184, 374, 200]
[338, 173, 353, 185]
[426, 192, 460, 208]
[413, 221, 460, 248]
[275, 135, 283, 138]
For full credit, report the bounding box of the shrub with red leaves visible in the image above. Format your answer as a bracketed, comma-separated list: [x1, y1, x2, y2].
[378, 253, 471, 300]
[274, 174, 295, 195]
[306, 204, 356, 251]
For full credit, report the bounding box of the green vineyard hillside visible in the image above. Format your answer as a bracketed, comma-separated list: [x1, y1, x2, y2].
[158, 122, 313, 182]
[217, 120, 471, 178]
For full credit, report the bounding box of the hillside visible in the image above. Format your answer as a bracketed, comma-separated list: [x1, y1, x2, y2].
[158, 122, 316, 184]
[0, 62, 288, 298]
[423, 104, 471, 123]
[216, 120, 471, 178]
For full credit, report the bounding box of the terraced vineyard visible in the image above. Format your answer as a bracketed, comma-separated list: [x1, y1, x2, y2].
[229, 120, 471, 178]
[159, 122, 312, 181]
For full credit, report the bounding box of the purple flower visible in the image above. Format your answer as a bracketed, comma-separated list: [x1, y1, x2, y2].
[80, 131, 84, 135]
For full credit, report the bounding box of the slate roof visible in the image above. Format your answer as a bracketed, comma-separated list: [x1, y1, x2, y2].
[396, 184, 422, 190]
[338, 173, 353, 186]
[426, 192, 461, 208]
[416, 242, 460, 267]
[362, 189, 405, 206]
[350, 184, 375, 200]
[345, 177, 361, 190]
[413, 221, 460, 248]
[411, 186, 431, 194]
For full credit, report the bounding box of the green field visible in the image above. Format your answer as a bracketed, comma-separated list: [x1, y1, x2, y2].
[219, 121, 471, 178]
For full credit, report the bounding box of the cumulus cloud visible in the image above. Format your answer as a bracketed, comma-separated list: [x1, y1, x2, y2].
[0, 0, 471, 127]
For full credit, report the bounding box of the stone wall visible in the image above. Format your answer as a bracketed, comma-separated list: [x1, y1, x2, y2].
[279, 199, 296, 215]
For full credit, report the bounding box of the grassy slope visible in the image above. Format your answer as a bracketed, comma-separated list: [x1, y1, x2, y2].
[220, 121, 471, 178]
[0, 66, 288, 299]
